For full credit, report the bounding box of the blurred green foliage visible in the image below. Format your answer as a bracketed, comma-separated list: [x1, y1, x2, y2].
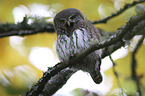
[0, 0, 145, 96]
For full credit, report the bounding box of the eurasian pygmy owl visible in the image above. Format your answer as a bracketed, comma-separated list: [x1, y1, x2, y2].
[54, 8, 102, 84]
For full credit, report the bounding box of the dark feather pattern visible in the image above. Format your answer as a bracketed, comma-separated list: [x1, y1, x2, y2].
[54, 8, 102, 87]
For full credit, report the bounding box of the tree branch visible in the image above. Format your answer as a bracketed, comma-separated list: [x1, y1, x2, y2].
[26, 10, 145, 95]
[131, 36, 144, 96]
[0, 17, 54, 38]
[109, 55, 124, 95]
[91, 0, 145, 24]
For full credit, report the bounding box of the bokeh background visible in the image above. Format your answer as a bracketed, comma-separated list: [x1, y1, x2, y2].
[0, 0, 145, 96]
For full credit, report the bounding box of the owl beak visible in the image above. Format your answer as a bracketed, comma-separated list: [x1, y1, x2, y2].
[67, 21, 70, 26]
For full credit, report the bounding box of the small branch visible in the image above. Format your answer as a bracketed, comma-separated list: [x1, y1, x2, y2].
[0, 18, 55, 38]
[42, 68, 76, 95]
[91, 0, 145, 24]
[109, 55, 124, 95]
[26, 63, 75, 96]
[131, 36, 144, 96]
[0, 28, 54, 38]
[102, 18, 145, 58]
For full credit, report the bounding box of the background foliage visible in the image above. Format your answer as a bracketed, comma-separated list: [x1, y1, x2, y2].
[0, 0, 145, 96]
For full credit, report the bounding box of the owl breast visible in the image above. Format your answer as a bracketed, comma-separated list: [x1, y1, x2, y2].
[56, 28, 92, 62]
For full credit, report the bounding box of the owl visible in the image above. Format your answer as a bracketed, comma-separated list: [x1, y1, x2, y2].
[53, 8, 102, 84]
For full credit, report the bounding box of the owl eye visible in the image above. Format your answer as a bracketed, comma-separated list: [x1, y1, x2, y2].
[70, 16, 76, 20]
[60, 20, 65, 24]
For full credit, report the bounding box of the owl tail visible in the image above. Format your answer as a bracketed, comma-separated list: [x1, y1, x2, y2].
[90, 71, 102, 84]
[42, 68, 76, 95]
[89, 57, 103, 84]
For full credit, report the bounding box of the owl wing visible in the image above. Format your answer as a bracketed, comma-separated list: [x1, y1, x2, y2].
[72, 21, 103, 84]
[73, 20, 102, 57]
[73, 20, 102, 43]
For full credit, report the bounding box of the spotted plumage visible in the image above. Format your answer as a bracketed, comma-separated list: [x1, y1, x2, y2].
[54, 8, 102, 84]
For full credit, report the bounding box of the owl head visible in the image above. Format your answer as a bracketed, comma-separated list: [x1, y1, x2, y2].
[53, 8, 85, 36]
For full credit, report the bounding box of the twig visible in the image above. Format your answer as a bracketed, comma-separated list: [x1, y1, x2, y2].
[0, 20, 54, 38]
[91, 0, 145, 24]
[131, 36, 144, 96]
[109, 55, 124, 96]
